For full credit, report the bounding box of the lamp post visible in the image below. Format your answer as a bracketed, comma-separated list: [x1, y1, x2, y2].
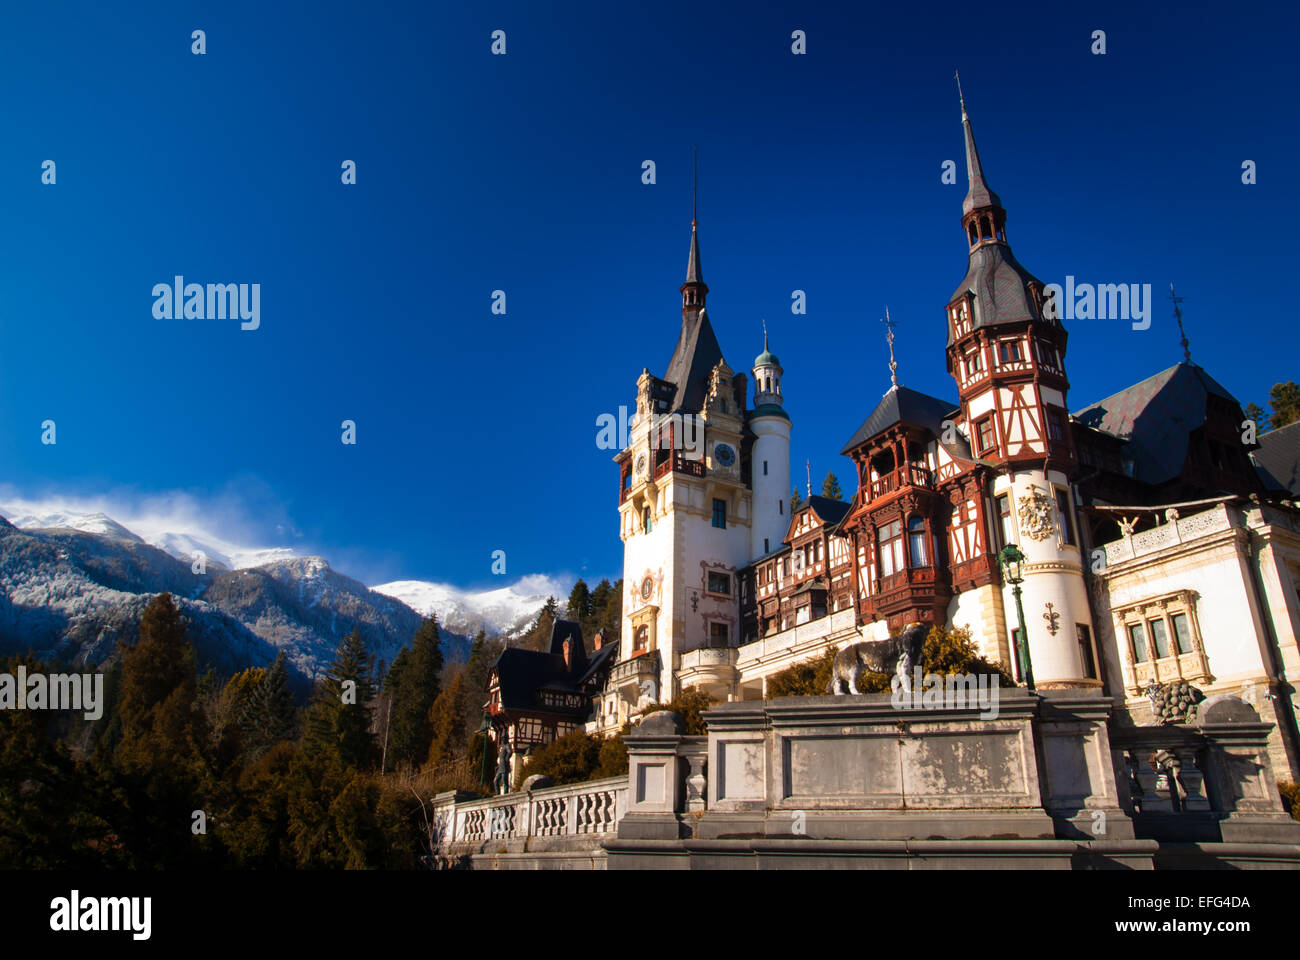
[477, 713, 493, 787]
[998, 543, 1036, 692]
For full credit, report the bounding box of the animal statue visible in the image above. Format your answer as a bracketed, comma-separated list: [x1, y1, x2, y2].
[826, 621, 928, 695]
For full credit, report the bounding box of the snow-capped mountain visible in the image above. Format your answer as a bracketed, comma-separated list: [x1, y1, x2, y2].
[3, 508, 296, 573]
[373, 573, 567, 640]
[8, 511, 144, 543]
[0, 505, 556, 677]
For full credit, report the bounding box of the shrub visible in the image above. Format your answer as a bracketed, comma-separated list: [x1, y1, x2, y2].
[638, 688, 715, 734]
[519, 729, 603, 786]
[1280, 780, 1300, 821]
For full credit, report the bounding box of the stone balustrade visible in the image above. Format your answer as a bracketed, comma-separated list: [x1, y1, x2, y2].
[434, 775, 629, 854]
[1102, 504, 1235, 566]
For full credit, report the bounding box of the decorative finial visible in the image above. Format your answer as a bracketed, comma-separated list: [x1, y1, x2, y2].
[1168, 284, 1191, 363]
[955, 69, 966, 112]
[882, 306, 899, 388]
[806, 459, 812, 498]
[762, 317, 768, 351]
[692, 145, 698, 227]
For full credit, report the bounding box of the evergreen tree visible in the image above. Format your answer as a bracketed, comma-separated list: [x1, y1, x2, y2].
[790, 486, 804, 512]
[457, 629, 499, 751]
[567, 579, 593, 624]
[1269, 381, 1300, 430]
[426, 672, 467, 770]
[522, 596, 559, 652]
[241, 652, 297, 761]
[384, 617, 443, 770]
[303, 629, 377, 770]
[821, 471, 843, 500]
[1243, 402, 1267, 436]
[117, 592, 205, 767]
[108, 593, 220, 867]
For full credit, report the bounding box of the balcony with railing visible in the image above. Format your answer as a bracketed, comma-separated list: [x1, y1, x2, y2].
[868, 463, 933, 500]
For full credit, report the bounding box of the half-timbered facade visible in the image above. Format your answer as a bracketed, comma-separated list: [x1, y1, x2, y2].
[575, 85, 1300, 780]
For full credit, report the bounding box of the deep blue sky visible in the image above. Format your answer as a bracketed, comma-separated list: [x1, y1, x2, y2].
[1, 0, 1295, 589]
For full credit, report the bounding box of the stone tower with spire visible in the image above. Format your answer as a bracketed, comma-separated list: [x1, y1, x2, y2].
[751, 325, 791, 560]
[614, 175, 788, 708]
[944, 80, 1097, 688]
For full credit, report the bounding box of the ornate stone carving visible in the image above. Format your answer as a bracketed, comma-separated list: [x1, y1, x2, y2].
[1016, 486, 1056, 541]
[1144, 679, 1205, 724]
[1042, 601, 1061, 636]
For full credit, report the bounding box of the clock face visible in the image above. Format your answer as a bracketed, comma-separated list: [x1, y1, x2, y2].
[714, 443, 735, 467]
[640, 576, 654, 600]
[635, 454, 646, 476]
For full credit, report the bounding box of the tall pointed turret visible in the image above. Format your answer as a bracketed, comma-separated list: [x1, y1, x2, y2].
[681, 147, 708, 316]
[955, 73, 1007, 247]
[958, 75, 1002, 218]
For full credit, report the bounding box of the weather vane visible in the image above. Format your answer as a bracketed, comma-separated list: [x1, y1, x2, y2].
[882, 306, 899, 388]
[1168, 284, 1191, 363]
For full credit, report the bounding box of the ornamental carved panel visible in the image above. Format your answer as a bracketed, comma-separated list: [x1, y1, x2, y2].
[1016, 486, 1056, 542]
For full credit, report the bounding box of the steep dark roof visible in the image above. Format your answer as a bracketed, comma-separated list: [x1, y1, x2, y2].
[576, 637, 620, 687]
[663, 308, 724, 413]
[946, 243, 1048, 347]
[840, 385, 962, 455]
[548, 618, 588, 676]
[1073, 362, 1238, 486]
[802, 495, 850, 527]
[488, 619, 595, 718]
[1253, 420, 1300, 495]
[490, 648, 569, 712]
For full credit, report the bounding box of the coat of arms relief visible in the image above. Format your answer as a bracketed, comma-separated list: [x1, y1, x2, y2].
[1017, 486, 1057, 542]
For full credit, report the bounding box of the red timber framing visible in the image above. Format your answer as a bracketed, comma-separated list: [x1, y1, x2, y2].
[946, 317, 1076, 476]
[841, 423, 956, 631]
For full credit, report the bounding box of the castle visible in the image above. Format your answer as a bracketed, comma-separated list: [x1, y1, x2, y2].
[487, 88, 1300, 786]
[599, 87, 1300, 781]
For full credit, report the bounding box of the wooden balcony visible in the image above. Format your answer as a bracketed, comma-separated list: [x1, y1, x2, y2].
[868, 463, 933, 500]
[652, 454, 706, 480]
[867, 565, 951, 625]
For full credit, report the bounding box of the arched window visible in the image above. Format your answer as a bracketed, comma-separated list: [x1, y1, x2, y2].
[634, 625, 649, 654]
[908, 516, 929, 567]
[642, 507, 653, 534]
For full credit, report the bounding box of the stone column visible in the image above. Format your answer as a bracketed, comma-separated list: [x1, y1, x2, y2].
[616, 711, 686, 841]
[1199, 695, 1300, 843]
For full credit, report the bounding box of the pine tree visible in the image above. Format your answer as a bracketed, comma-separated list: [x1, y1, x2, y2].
[426, 672, 467, 770]
[303, 629, 377, 770]
[821, 471, 843, 500]
[1244, 403, 1269, 436]
[567, 579, 593, 624]
[790, 486, 804, 512]
[241, 652, 297, 761]
[385, 617, 443, 770]
[1269, 381, 1300, 430]
[522, 596, 559, 652]
[117, 592, 204, 767]
[457, 629, 500, 753]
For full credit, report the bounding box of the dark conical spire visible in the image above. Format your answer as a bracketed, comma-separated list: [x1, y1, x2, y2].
[957, 72, 1002, 217]
[681, 146, 707, 314]
[686, 222, 703, 284]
